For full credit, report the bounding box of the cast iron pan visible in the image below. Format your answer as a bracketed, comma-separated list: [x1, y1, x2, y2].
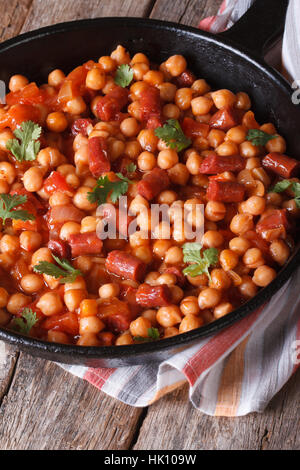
[0, 0, 298, 367]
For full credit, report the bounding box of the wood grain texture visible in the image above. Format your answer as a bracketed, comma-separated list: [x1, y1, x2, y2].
[150, 0, 223, 26]
[0, 0, 33, 41]
[134, 370, 300, 450]
[21, 0, 154, 32]
[0, 342, 18, 403]
[0, 353, 143, 450]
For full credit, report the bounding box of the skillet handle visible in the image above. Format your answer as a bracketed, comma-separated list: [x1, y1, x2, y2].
[219, 0, 289, 57]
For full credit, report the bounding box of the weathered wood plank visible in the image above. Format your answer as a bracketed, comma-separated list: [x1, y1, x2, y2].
[0, 342, 19, 403]
[21, 0, 154, 32]
[134, 370, 300, 450]
[150, 0, 223, 27]
[0, 0, 33, 41]
[0, 353, 143, 450]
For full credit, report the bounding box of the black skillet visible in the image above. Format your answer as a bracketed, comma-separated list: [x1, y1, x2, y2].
[0, 0, 299, 367]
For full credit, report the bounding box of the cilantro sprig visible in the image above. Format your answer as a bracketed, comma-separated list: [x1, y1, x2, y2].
[154, 119, 191, 152]
[246, 129, 277, 147]
[6, 120, 42, 161]
[11, 308, 38, 335]
[114, 64, 134, 88]
[0, 194, 35, 224]
[33, 254, 82, 284]
[133, 327, 160, 343]
[269, 179, 300, 208]
[87, 173, 132, 205]
[182, 243, 218, 281]
[126, 162, 137, 175]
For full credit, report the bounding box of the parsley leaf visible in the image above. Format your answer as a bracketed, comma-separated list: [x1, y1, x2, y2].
[11, 308, 38, 335]
[126, 162, 137, 174]
[182, 243, 218, 281]
[270, 179, 300, 208]
[155, 119, 191, 152]
[0, 194, 35, 224]
[246, 129, 277, 147]
[114, 64, 134, 88]
[133, 327, 160, 343]
[33, 254, 82, 284]
[87, 173, 131, 205]
[6, 120, 42, 161]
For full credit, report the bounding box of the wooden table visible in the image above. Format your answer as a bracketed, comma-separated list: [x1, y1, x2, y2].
[0, 0, 299, 451]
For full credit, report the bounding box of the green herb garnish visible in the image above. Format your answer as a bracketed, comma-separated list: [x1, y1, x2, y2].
[126, 162, 137, 174]
[87, 173, 131, 205]
[269, 179, 300, 208]
[154, 119, 191, 152]
[33, 254, 82, 284]
[182, 243, 218, 281]
[11, 308, 38, 335]
[6, 120, 42, 161]
[0, 194, 35, 224]
[114, 64, 134, 88]
[133, 327, 160, 343]
[246, 129, 277, 147]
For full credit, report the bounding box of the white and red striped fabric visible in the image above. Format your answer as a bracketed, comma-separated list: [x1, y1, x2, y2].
[60, 0, 300, 416]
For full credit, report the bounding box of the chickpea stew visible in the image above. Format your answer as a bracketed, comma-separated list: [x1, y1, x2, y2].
[0, 45, 298, 347]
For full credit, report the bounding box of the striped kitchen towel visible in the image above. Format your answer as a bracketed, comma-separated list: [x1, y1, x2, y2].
[60, 0, 300, 416]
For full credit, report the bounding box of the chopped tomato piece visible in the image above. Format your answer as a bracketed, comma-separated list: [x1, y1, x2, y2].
[88, 136, 111, 177]
[43, 171, 72, 195]
[209, 106, 240, 131]
[182, 117, 210, 139]
[42, 312, 79, 336]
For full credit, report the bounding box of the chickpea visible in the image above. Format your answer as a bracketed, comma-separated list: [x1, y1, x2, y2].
[202, 230, 224, 248]
[158, 82, 177, 102]
[143, 70, 164, 86]
[66, 96, 86, 115]
[210, 268, 231, 290]
[198, 288, 222, 309]
[245, 157, 261, 170]
[98, 55, 117, 72]
[31, 247, 53, 266]
[48, 330, 70, 344]
[216, 141, 239, 156]
[156, 273, 177, 286]
[180, 296, 200, 316]
[219, 249, 239, 271]
[225, 125, 247, 144]
[129, 230, 149, 248]
[162, 103, 180, 120]
[175, 88, 193, 110]
[179, 314, 203, 333]
[20, 274, 44, 293]
[79, 316, 104, 335]
[77, 333, 101, 346]
[36, 292, 62, 316]
[205, 201, 226, 222]
[60, 221, 81, 241]
[156, 305, 182, 327]
[46, 111, 68, 133]
[239, 196, 266, 216]
[20, 231, 42, 252]
[137, 151, 156, 171]
[37, 147, 64, 168]
[153, 221, 172, 240]
[165, 55, 187, 76]
[9, 74, 29, 92]
[138, 129, 158, 152]
[238, 275, 258, 298]
[191, 96, 213, 115]
[23, 167, 44, 192]
[141, 309, 158, 327]
[252, 167, 271, 186]
[73, 187, 97, 211]
[119, 117, 139, 137]
[265, 135, 286, 153]
[235, 91, 251, 110]
[191, 79, 211, 95]
[64, 276, 86, 292]
[0, 161, 16, 184]
[212, 89, 236, 109]
[111, 45, 130, 65]
[266, 192, 282, 206]
[230, 214, 254, 235]
[7, 293, 31, 314]
[0, 308, 11, 326]
[131, 53, 149, 66]
[85, 68, 106, 90]
[157, 190, 177, 205]
[0, 234, 19, 254]
[145, 271, 160, 286]
[48, 69, 65, 87]
[239, 141, 260, 158]
[269, 239, 290, 266]
[130, 317, 152, 338]
[168, 163, 189, 185]
[115, 333, 134, 346]
[229, 237, 251, 256]
[243, 248, 264, 269]
[133, 245, 153, 264]
[64, 289, 86, 312]
[208, 129, 225, 148]
[214, 302, 233, 319]
[164, 246, 183, 265]
[132, 63, 149, 81]
[99, 283, 120, 299]
[0, 287, 9, 308]
[186, 152, 203, 175]
[252, 265, 276, 287]
[157, 149, 179, 170]
[0, 180, 9, 193]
